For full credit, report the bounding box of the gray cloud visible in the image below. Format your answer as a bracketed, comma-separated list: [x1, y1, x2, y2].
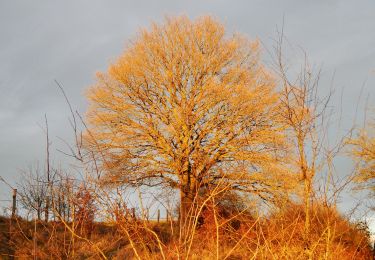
[0, 0, 374, 212]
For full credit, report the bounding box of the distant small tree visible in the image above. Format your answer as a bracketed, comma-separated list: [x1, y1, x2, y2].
[74, 184, 96, 237]
[17, 163, 48, 221]
[51, 169, 75, 222]
[275, 34, 336, 254]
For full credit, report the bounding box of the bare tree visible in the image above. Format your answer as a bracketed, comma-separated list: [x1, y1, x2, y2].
[17, 163, 48, 221]
[349, 114, 375, 195]
[272, 31, 353, 256]
[84, 16, 295, 235]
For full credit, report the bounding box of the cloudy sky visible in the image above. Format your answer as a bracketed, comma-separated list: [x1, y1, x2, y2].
[0, 1, 374, 217]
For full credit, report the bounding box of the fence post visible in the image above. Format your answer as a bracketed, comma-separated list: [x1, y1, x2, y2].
[12, 188, 17, 218]
[132, 208, 136, 220]
[157, 209, 160, 223]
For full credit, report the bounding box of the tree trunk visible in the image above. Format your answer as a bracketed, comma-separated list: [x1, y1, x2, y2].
[304, 180, 311, 241]
[45, 196, 49, 222]
[304, 176, 313, 259]
[180, 189, 195, 244]
[179, 172, 199, 241]
[37, 205, 41, 221]
[180, 189, 194, 227]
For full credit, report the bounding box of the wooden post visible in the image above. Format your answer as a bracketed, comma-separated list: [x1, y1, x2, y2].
[132, 208, 136, 220]
[157, 209, 160, 223]
[166, 210, 169, 222]
[12, 188, 17, 218]
[45, 115, 51, 223]
[45, 196, 49, 222]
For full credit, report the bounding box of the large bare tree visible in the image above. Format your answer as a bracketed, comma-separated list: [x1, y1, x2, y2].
[85, 16, 293, 229]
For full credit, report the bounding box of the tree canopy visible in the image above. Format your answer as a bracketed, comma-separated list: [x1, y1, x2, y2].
[350, 121, 375, 192]
[85, 16, 295, 224]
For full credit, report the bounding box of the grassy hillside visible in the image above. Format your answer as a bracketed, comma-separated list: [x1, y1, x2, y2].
[0, 203, 373, 259]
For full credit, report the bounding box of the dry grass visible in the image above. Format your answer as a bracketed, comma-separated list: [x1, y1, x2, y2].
[0, 201, 372, 259]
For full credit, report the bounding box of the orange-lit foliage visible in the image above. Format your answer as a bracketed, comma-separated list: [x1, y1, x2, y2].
[262, 203, 372, 259]
[74, 185, 96, 237]
[350, 121, 375, 191]
[85, 16, 295, 228]
[4, 15, 372, 260]
[184, 203, 372, 259]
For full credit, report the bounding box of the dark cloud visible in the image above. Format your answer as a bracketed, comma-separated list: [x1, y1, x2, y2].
[0, 0, 374, 213]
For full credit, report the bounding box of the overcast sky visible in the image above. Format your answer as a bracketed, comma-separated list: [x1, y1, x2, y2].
[0, 1, 374, 217]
